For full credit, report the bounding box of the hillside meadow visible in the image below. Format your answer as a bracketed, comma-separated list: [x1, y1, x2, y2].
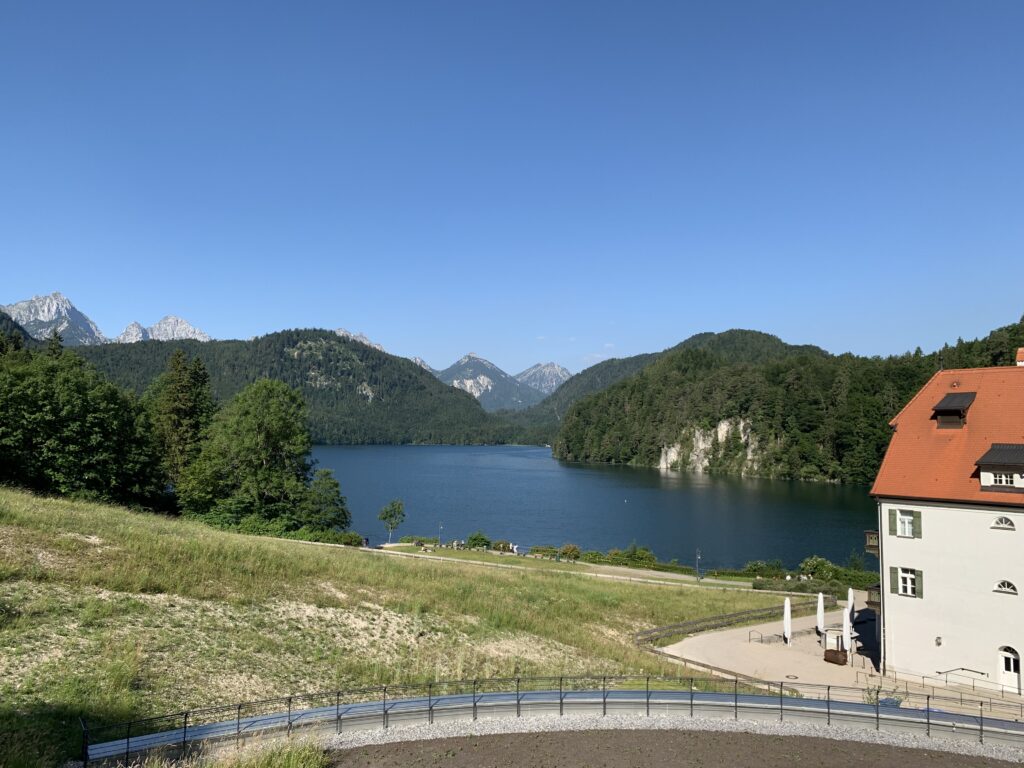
[0, 488, 781, 767]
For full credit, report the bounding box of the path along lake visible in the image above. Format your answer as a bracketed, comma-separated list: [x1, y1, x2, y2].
[313, 445, 877, 570]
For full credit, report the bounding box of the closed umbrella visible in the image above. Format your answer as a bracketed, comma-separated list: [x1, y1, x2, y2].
[816, 592, 825, 636]
[842, 607, 852, 656]
[847, 587, 855, 623]
[783, 597, 792, 645]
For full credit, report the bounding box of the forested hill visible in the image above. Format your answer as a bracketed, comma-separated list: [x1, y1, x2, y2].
[501, 329, 828, 444]
[76, 329, 497, 444]
[553, 319, 1024, 485]
[0, 310, 39, 348]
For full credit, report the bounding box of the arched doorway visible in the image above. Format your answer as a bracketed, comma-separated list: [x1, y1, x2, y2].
[999, 647, 1021, 694]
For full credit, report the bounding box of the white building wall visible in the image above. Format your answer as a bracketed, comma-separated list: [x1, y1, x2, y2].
[879, 499, 1024, 684]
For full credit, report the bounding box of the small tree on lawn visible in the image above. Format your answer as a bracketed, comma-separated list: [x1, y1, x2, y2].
[466, 531, 491, 550]
[378, 499, 405, 544]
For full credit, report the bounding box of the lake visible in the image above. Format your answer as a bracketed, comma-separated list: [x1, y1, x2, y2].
[312, 444, 878, 570]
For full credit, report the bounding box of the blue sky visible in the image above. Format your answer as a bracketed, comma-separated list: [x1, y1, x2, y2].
[2, 2, 1022, 373]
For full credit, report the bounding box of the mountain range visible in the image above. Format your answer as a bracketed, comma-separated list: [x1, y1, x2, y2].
[433, 354, 569, 412]
[1, 292, 211, 345]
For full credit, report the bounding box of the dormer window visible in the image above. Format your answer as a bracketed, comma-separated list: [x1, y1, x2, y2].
[932, 392, 976, 429]
[977, 444, 1024, 492]
[993, 516, 1016, 530]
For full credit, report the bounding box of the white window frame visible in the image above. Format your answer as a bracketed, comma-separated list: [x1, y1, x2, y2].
[993, 472, 1014, 486]
[995, 580, 1019, 595]
[897, 510, 914, 537]
[899, 568, 917, 597]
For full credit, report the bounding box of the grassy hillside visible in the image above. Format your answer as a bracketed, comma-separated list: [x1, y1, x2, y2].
[0, 488, 779, 767]
[76, 329, 498, 444]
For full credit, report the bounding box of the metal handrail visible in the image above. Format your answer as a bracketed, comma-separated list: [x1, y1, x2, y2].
[81, 672, 1024, 765]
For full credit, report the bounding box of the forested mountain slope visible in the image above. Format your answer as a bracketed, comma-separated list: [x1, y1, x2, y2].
[554, 319, 1024, 485]
[503, 329, 826, 444]
[77, 329, 496, 444]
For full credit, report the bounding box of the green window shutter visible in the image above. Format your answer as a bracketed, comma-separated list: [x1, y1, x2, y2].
[888, 509, 897, 535]
[915, 570, 924, 599]
[912, 511, 922, 539]
[890, 566, 898, 594]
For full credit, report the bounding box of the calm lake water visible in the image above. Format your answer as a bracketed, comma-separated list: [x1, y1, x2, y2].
[312, 445, 877, 570]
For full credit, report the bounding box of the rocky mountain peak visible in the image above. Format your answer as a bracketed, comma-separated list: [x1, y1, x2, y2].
[114, 315, 211, 343]
[335, 329, 385, 352]
[1, 292, 107, 346]
[515, 362, 572, 395]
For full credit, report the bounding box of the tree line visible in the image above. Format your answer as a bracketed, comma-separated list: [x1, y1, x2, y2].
[554, 320, 1024, 484]
[0, 328, 355, 543]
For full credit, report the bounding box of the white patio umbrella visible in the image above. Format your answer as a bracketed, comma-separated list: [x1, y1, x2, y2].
[842, 607, 852, 656]
[783, 597, 792, 645]
[816, 592, 825, 636]
[847, 587, 855, 623]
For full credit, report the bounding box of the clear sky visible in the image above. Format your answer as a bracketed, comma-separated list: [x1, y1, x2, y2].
[2, 2, 1022, 374]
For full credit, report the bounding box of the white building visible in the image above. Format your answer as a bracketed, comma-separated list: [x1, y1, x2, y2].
[869, 349, 1024, 693]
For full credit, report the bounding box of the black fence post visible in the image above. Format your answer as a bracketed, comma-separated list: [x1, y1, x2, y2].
[875, 694, 879, 731]
[689, 677, 694, 718]
[382, 686, 388, 729]
[182, 711, 188, 755]
[125, 721, 131, 765]
[80, 718, 89, 768]
[734, 678, 738, 720]
[926, 695, 930, 737]
[779, 682, 783, 722]
[473, 679, 478, 721]
[979, 702, 984, 744]
[428, 683, 434, 725]
[826, 686, 831, 726]
[287, 696, 293, 736]
[516, 677, 521, 718]
[602, 676, 607, 716]
[646, 676, 650, 717]
[559, 677, 564, 716]
[236, 703, 242, 749]
[336, 692, 342, 734]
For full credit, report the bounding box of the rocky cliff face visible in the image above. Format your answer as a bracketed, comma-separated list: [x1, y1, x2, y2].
[515, 362, 571, 395]
[335, 329, 384, 352]
[1, 292, 107, 345]
[115, 316, 211, 343]
[659, 418, 759, 475]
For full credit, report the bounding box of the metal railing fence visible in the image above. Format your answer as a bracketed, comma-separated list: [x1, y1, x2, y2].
[81, 672, 1024, 766]
[634, 597, 837, 645]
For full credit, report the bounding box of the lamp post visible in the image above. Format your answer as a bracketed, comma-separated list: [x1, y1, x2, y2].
[695, 548, 702, 582]
[438, 521, 443, 547]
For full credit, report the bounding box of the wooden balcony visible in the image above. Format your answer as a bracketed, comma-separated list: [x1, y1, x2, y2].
[864, 529, 879, 556]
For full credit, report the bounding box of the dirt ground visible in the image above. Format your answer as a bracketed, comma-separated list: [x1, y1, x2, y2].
[329, 729, 1017, 767]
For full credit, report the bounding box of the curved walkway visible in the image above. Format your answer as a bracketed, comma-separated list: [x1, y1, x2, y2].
[85, 685, 1024, 764]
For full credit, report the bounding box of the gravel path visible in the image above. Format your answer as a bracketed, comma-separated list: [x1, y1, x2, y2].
[324, 713, 1024, 764]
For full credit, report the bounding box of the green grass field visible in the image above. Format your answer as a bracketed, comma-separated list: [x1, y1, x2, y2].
[0, 488, 781, 767]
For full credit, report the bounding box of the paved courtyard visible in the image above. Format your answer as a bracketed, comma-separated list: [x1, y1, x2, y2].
[660, 599, 877, 688]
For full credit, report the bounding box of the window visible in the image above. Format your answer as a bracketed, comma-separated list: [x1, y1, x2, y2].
[995, 581, 1019, 595]
[898, 510, 914, 537]
[888, 509, 922, 538]
[899, 568, 917, 597]
[993, 516, 1016, 530]
[993, 472, 1015, 486]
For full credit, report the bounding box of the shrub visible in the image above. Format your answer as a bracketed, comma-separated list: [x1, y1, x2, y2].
[742, 559, 786, 578]
[492, 540, 512, 552]
[799, 555, 838, 582]
[399, 535, 438, 545]
[580, 550, 604, 564]
[466, 531, 491, 549]
[559, 543, 581, 562]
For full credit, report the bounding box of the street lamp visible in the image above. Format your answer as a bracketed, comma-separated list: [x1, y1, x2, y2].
[438, 521, 443, 547]
[695, 548, 702, 582]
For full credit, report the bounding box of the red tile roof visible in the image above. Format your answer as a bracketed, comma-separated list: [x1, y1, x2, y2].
[871, 366, 1024, 506]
